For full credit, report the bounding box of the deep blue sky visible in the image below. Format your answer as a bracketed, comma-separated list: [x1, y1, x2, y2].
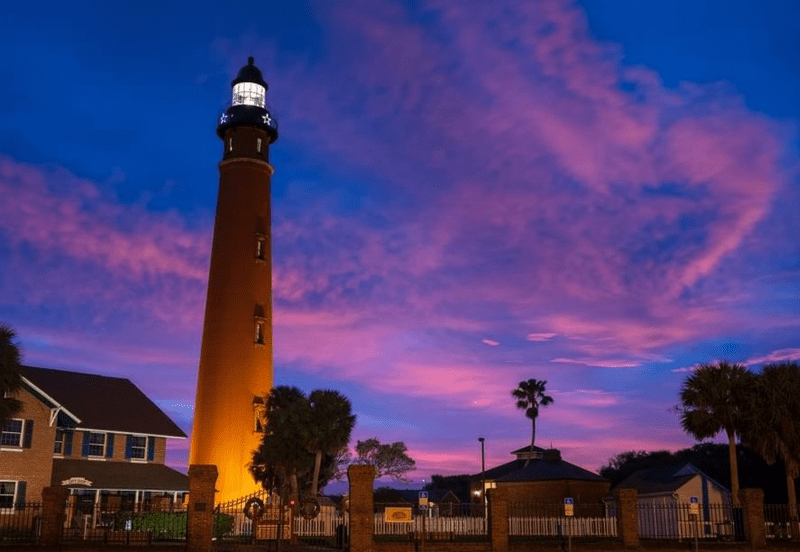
[1, 0, 798, 490]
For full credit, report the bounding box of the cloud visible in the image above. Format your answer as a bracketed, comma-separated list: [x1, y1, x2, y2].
[527, 333, 557, 342]
[746, 348, 800, 366]
[482, 338, 500, 346]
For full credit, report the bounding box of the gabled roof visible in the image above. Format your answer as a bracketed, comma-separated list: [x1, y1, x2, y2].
[21, 366, 186, 438]
[473, 447, 607, 483]
[612, 463, 729, 495]
[52, 459, 188, 491]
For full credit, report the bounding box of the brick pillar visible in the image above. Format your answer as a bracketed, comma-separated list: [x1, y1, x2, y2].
[40, 486, 68, 547]
[738, 488, 766, 549]
[488, 487, 509, 552]
[348, 465, 375, 552]
[615, 488, 639, 549]
[187, 464, 218, 552]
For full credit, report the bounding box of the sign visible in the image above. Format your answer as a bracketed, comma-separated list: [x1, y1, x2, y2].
[689, 496, 699, 516]
[384, 507, 413, 523]
[418, 491, 428, 506]
[564, 497, 574, 517]
[61, 477, 92, 486]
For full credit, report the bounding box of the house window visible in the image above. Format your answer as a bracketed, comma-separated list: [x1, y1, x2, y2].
[129, 436, 147, 460]
[54, 429, 64, 454]
[0, 482, 16, 509]
[0, 420, 22, 447]
[87, 432, 106, 457]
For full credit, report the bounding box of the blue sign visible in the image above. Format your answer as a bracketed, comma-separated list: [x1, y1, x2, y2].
[419, 491, 428, 499]
[690, 497, 698, 504]
[564, 498, 574, 505]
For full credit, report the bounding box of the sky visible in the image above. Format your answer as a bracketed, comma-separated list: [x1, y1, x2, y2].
[1, 0, 799, 492]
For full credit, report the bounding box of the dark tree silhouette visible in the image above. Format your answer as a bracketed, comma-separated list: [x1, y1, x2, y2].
[741, 361, 800, 512]
[306, 389, 355, 497]
[511, 378, 553, 458]
[679, 361, 754, 503]
[0, 324, 23, 424]
[354, 438, 416, 483]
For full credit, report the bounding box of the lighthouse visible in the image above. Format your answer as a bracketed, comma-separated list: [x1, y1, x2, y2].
[189, 57, 278, 503]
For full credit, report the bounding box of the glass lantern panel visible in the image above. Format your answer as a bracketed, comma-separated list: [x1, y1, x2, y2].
[232, 82, 265, 108]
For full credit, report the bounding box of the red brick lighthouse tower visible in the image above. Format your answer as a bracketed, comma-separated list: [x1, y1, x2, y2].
[190, 57, 278, 503]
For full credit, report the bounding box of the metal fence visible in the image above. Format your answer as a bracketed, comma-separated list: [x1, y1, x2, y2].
[213, 490, 291, 546]
[764, 504, 800, 540]
[373, 503, 487, 541]
[0, 502, 41, 544]
[61, 501, 188, 544]
[509, 503, 617, 539]
[633, 502, 743, 541]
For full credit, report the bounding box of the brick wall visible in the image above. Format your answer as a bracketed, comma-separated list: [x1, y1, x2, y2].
[497, 479, 610, 505]
[0, 387, 56, 502]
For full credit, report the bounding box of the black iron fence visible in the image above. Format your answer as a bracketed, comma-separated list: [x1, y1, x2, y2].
[764, 504, 800, 540]
[61, 501, 188, 543]
[633, 502, 743, 541]
[0, 502, 41, 544]
[213, 490, 291, 547]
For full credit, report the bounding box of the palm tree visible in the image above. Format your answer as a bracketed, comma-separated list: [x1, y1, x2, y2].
[250, 386, 314, 505]
[0, 324, 23, 424]
[306, 389, 355, 498]
[741, 362, 800, 515]
[511, 379, 554, 459]
[679, 361, 754, 504]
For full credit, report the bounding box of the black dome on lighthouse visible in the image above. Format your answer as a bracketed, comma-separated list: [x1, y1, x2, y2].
[232, 56, 268, 89]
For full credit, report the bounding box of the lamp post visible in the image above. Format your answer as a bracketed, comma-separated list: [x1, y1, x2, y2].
[478, 437, 486, 509]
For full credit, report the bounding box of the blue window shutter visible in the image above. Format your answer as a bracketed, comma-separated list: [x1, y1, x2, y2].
[106, 433, 115, 458]
[15, 482, 26, 509]
[81, 432, 89, 457]
[22, 420, 33, 448]
[125, 435, 134, 459]
[64, 431, 73, 456]
[147, 436, 155, 461]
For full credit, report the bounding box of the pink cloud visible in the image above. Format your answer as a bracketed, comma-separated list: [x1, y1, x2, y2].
[746, 348, 800, 366]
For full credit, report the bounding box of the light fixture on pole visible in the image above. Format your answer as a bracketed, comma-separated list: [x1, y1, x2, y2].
[478, 437, 486, 505]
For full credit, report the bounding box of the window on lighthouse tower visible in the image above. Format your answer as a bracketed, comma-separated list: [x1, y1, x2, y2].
[232, 82, 265, 108]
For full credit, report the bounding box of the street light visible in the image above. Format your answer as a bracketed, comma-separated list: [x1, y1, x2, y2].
[478, 437, 486, 508]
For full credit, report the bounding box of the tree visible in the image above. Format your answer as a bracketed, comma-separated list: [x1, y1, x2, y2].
[249, 386, 356, 506]
[741, 361, 800, 513]
[354, 438, 416, 483]
[306, 389, 355, 497]
[250, 386, 314, 505]
[0, 324, 23, 425]
[678, 361, 754, 504]
[511, 378, 553, 460]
